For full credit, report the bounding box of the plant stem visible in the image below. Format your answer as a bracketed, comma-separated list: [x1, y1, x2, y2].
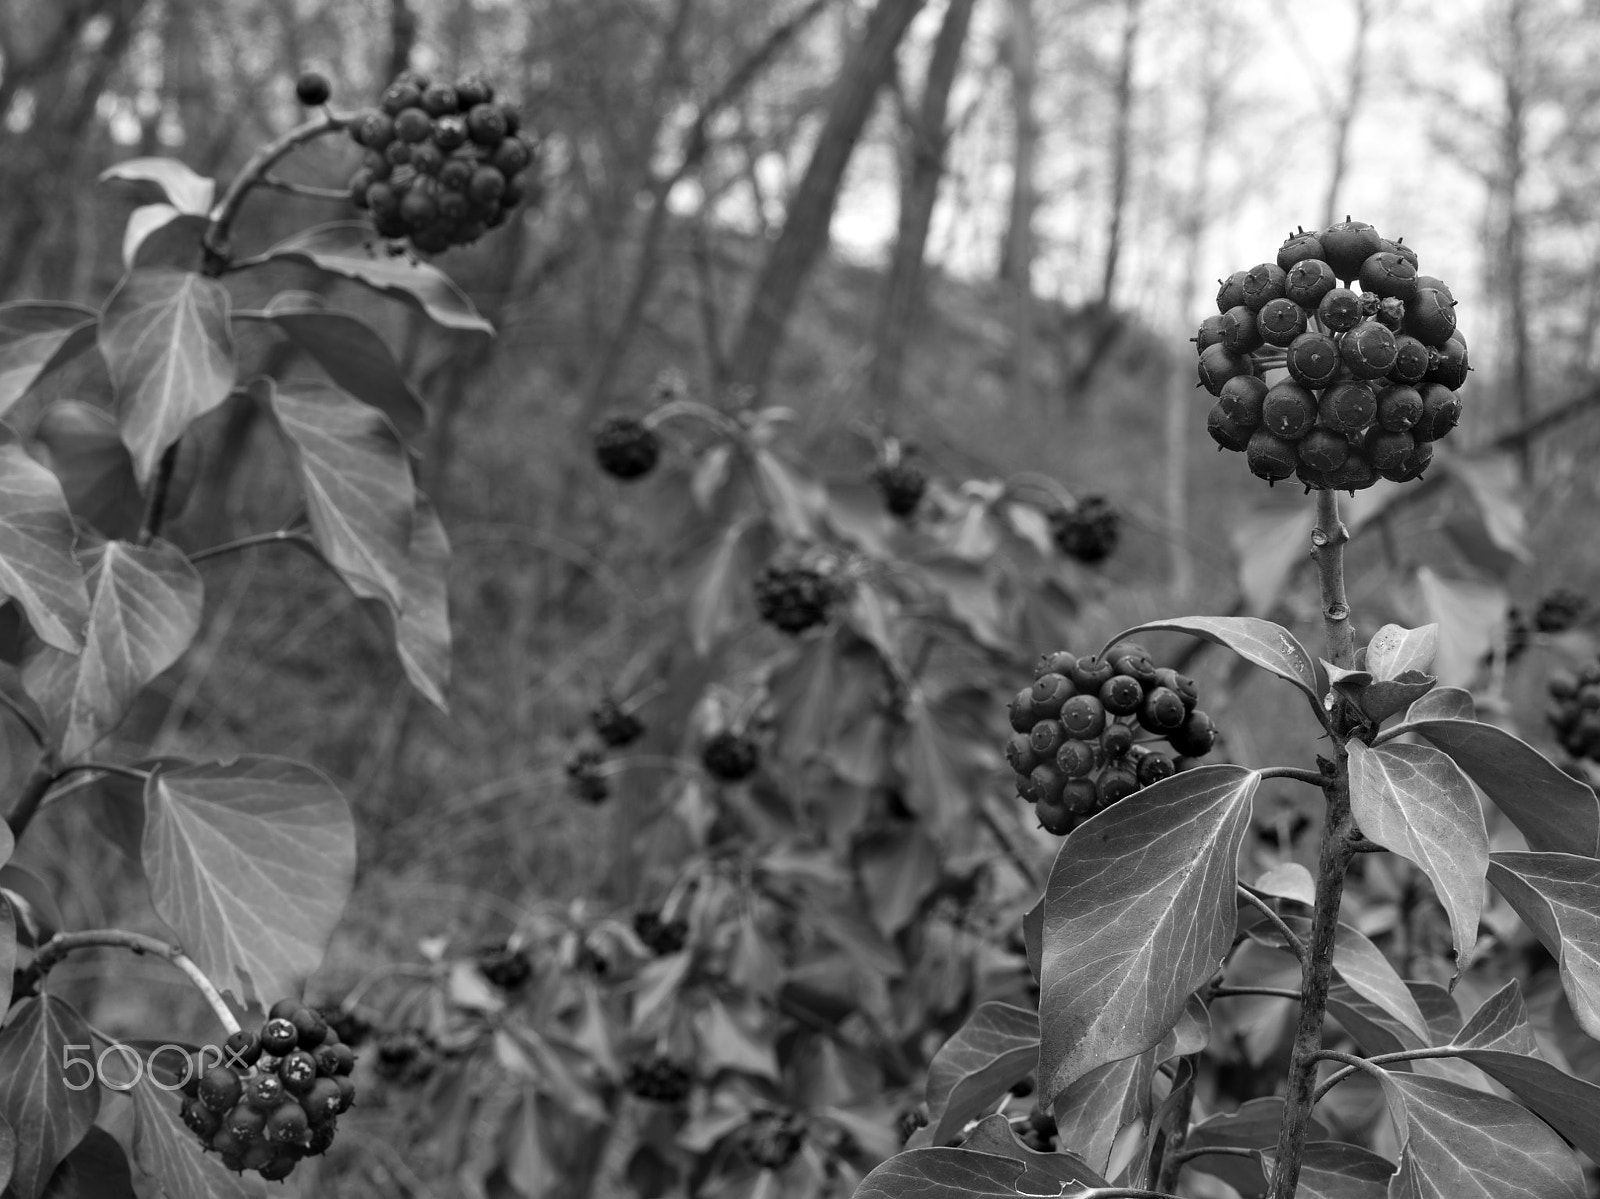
[136, 444, 181, 546]
[1236, 885, 1308, 964]
[188, 528, 313, 564]
[25, 929, 240, 1035]
[1210, 986, 1304, 1001]
[1311, 489, 1355, 670]
[1311, 1045, 1458, 1104]
[4, 758, 57, 841]
[1152, 1056, 1199, 1192]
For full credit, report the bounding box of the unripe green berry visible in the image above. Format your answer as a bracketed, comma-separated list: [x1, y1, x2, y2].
[1286, 331, 1341, 388]
[1245, 428, 1298, 483]
[1262, 381, 1318, 440]
[1317, 287, 1364, 333]
[1060, 695, 1107, 739]
[1318, 380, 1377, 433]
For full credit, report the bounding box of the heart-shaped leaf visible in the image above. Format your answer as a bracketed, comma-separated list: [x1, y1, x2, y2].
[0, 429, 89, 652]
[143, 756, 356, 1006]
[958, 1113, 1109, 1190]
[0, 997, 100, 1199]
[127, 1060, 265, 1199]
[1366, 623, 1438, 679]
[1039, 765, 1258, 1101]
[242, 222, 493, 335]
[1347, 741, 1488, 977]
[1261, 1141, 1392, 1199]
[1052, 1048, 1155, 1174]
[99, 268, 236, 485]
[32, 401, 144, 540]
[100, 158, 216, 215]
[39, 1125, 134, 1198]
[255, 377, 414, 615]
[1377, 1070, 1586, 1199]
[0, 303, 97, 417]
[855, 1147, 1070, 1199]
[1385, 719, 1600, 858]
[924, 1003, 1039, 1145]
[1104, 617, 1322, 710]
[236, 293, 427, 441]
[1486, 852, 1600, 1040]
[22, 539, 201, 759]
[1404, 687, 1476, 722]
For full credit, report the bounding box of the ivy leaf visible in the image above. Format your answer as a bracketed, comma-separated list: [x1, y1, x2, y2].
[1486, 852, 1600, 1040]
[0, 1114, 12, 1193]
[1454, 980, 1541, 1055]
[750, 448, 822, 540]
[1403, 687, 1475, 723]
[1039, 765, 1258, 1101]
[1279, 916, 1431, 1046]
[1416, 567, 1507, 688]
[98, 268, 236, 485]
[1324, 661, 1436, 725]
[1366, 623, 1439, 679]
[0, 896, 13, 1016]
[1386, 719, 1600, 858]
[143, 756, 356, 1006]
[243, 222, 494, 335]
[0, 303, 98, 418]
[1252, 862, 1315, 905]
[0, 429, 89, 653]
[39, 1125, 134, 1199]
[1232, 507, 1316, 615]
[1052, 1049, 1156, 1174]
[1377, 1071, 1587, 1199]
[32, 401, 144, 541]
[1260, 1141, 1392, 1199]
[0, 864, 62, 946]
[958, 1114, 1109, 1190]
[99, 158, 216, 215]
[1347, 741, 1488, 978]
[855, 1147, 1066, 1199]
[377, 496, 450, 710]
[896, 688, 991, 832]
[235, 293, 427, 441]
[855, 826, 941, 936]
[923, 1003, 1038, 1146]
[22, 539, 201, 760]
[0, 996, 100, 1199]
[1104, 617, 1322, 710]
[1326, 976, 1422, 1060]
[255, 377, 414, 615]
[0, 816, 10, 868]
[127, 1061, 264, 1199]
[686, 518, 761, 655]
[1180, 1097, 1324, 1197]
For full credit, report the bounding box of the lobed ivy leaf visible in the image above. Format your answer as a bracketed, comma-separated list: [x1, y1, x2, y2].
[255, 377, 414, 616]
[235, 292, 427, 441]
[855, 1146, 1070, 1199]
[0, 303, 98, 418]
[692, 998, 778, 1081]
[0, 997, 100, 1199]
[241, 222, 494, 335]
[1347, 741, 1488, 978]
[1051, 1049, 1155, 1174]
[1384, 719, 1600, 858]
[21, 539, 201, 761]
[98, 268, 236, 485]
[958, 1114, 1109, 1191]
[143, 756, 356, 1007]
[0, 429, 90, 653]
[1104, 616, 1322, 710]
[1377, 1070, 1587, 1199]
[1366, 623, 1438, 679]
[39, 1125, 134, 1198]
[1486, 852, 1600, 1040]
[99, 158, 216, 215]
[1261, 1141, 1392, 1199]
[923, 1003, 1039, 1146]
[32, 401, 144, 541]
[127, 1060, 264, 1199]
[1039, 765, 1258, 1102]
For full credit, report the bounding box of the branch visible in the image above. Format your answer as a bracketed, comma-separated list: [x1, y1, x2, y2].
[1211, 986, 1304, 1001]
[1312, 1046, 1457, 1104]
[1236, 884, 1308, 964]
[1260, 765, 1327, 787]
[25, 929, 240, 1035]
[1311, 489, 1355, 670]
[188, 528, 315, 564]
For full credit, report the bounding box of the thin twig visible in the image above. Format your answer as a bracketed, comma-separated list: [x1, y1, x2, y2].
[27, 929, 240, 1034]
[977, 795, 1043, 890]
[1311, 1045, 1457, 1105]
[1259, 766, 1326, 787]
[188, 529, 314, 564]
[1236, 885, 1308, 963]
[1211, 985, 1304, 1001]
[256, 174, 353, 200]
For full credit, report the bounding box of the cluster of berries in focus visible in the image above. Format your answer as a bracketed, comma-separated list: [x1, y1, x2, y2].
[625, 1055, 692, 1103]
[1545, 659, 1600, 762]
[593, 415, 662, 480]
[754, 557, 844, 634]
[1006, 642, 1218, 836]
[1198, 218, 1468, 490]
[178, 1000, 355, 1180]
[1050, 495, 1121, 563]
[633, 910, 688, 956]
[345, 69, 536, 254]
[701, 728, 760, 782]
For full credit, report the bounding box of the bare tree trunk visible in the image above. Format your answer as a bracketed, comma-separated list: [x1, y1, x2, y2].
[868, 0, 978, 414]
[1321, 0, 1372, 230]
[1100, 0, 1143, 309]
[1498, 0, 1532, 482]
[724, 0, 927, 400]
[1001, 0, 1038, 411]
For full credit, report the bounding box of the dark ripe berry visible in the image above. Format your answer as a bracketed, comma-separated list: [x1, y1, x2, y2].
[1060, 695, 1107, 739]
[383, 140, 412, 166]
[247, 1074, 286, 1110]
[469, 166, 507, 203]
[1029, 719, 1067, 757]
[593, 415, 660, 479]
[1376, 384, 1423, 432]
[1280, 334, 1337, 391]
[1364, 427, 1415, 472]
[1379, 439, 1433, 484]
[1112, 652, 1159, 686]
[302, 1078, 344, 1125]
[223, 1029, 263, 1070]
[399, 189, 438, 228]
[1246, 428, 1298, 483]
[1536, 590, 1588, 633]
[1208, 403, 1252, 452]
[1035, 645, 1072, 674]
[702, 730, 759, 781]
[1413, 383, 1462, 441]
[228, 1104, 268, 1141]
[1295, 461, 1333, 492]
[1096, 767, 1140, 808]
[1062, 777, 1099, 818]
[347, 168, 375, 207]
[1136, 752, 1176, 786]
[363, 149, 393, 181]
[295, 71, 331, 106]
[409, 142, 444, 175]
[239, 1142, 276, 1173]
[1284, 258, 1338, 308]
[1216, 270, 1249, 311]
[349, 110, 386, 148]
[200, 1066, 243, 1113]
[1296, 428, 1351, 473]
[1101, 723, 1134, 758]
[394, 106, 432, 142]
[183, 1096, 222, 1137]
[1100, 673, 1144, 715]
[1257, 297, 1308, 347]
[1277, 230, 1325, 271]
[455, 74, 494, 106]
[1198, 343, 1254, 395]
[1218, 304, 1262, 354]
[1070, 655, 1116, 693]
[1390, 334, 1430, 384]
[259, 1156, 298, 1182]
[1339, 321, 1398, 379]
[1031, 672, 1075, 717]
[467, 102, 508, 144]
[1219, 374, 1268, 428]
[381, 81, 422, 114]
[436, 192, 470, 222]
[1152, 668, 1198, 708]
[1381, 237, 1419, 269]
[291, 1007, 328, 1050]
[1168, 710, 1217, 757]
[1009, 687, 1040, 733]
[1036, 795, 1075, 836]
[493, 135, 533, 176]
[439, 156, 475, 190]
[1239, 263, 1288, 311]
[874, 459, 927, 516]
[1404, 288, 1457, 347]
[1357, 251, 1418, 300]
[1030, 762, 1067, 804]
[314, 1041, 355, 1077]
[497, 101, 522, 135]
[1262, 381, 1318, 440]
[306, 1121, 338, 1157]
[1317, 287, 1364, 333]
[1106, 642, 1151, 668]
[1015, 772, 1040, 803]
[1055, 739, 1098, 779]
[420, 83, 459, 116]
[1006, 733, 1040, 776]
[335, 1075, 356, 1112]
[1425, 336, 1470, 390]
[1414, 274, 1454, 302]
[1326, 449, 1379, 491]
[373, 210, 409, 238]
[1319, 380, 1378, 433]
[267, 1103, 309, 1144]
[210, 1127, 244, 1159]
[1320, 218, 1383, 281]
[1139, 687, 1187, 733]
[1050, 495, 1120, 562]
[1195, 313, 1226, 351]
[278, 1051, 319, 1094]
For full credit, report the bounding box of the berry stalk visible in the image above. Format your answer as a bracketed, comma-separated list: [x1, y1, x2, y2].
[24, 929, 242, 1035]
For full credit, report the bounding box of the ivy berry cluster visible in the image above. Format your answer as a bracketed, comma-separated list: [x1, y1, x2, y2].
[1545, 659, 1600, 762]
[475, 941, 533, 990]
[346, 70, 536, 254]
[872, 442, 928, 518]
[633, 910, 688, 956]
[625, 1055, 693, 1103]
[1006, 642, 1218, 836]
[701, 728, 760, 781]
[1050, 494, 1121, 563]
[178, 1001, 355, 1180]
[1198, 218, 1468, 490]
[593, 415, 662, 480]
[754, 557, 844, 634]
